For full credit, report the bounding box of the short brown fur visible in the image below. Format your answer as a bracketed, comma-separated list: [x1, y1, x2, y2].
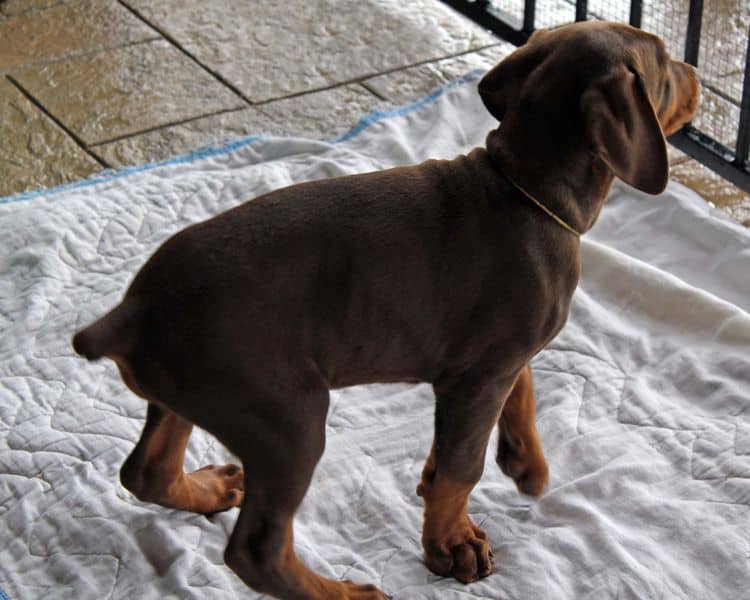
[72, 22, 699, 599]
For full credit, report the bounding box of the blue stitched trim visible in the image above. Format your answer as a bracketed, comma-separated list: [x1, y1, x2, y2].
[327, 70, 482, 144]
[0, 70, 483, 206]
[0, 134, 260, 206]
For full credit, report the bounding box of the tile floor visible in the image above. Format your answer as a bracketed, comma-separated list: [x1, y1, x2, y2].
[1, 0, 748, 225]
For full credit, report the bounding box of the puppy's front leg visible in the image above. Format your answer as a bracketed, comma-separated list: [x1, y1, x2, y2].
[417, 373, 518, 583]
[496, 365, 549, 496]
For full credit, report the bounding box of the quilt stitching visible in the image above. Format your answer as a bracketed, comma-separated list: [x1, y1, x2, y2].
[535, 346, 750, 501]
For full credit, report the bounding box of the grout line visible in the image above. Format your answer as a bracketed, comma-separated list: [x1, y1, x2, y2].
[88, 106, 252, 148]
[5, 74, 110, 169]
[1, 71, 482, 204]
[82, 43, 507, 148]
[250, 42, 506, 107]
[359, 81, 388, 101]
[0, 37, 162, 77]
[2, 34, 505, 160]
[116, 0, 253, 106]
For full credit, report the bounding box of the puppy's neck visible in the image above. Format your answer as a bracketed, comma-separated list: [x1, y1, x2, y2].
[485, 127, 614, 235]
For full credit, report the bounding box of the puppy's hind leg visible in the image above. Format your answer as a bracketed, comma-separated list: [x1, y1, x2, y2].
[222, 368, 387, 600]
[120, 403, 244, 514]
[75, 310, 243, 515]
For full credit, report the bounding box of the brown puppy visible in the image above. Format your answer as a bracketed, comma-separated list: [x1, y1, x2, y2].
[72, 22, 698, 600]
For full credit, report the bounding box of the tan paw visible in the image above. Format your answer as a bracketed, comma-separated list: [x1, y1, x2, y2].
[182, 463, 244, 514]
[423, 518, 493, 584]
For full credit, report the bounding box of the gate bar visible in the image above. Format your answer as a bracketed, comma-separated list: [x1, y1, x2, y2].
[629, 1, 642, 28]
[523, 0, 536, 34]
[575, 0, 588, 22]
[441, 0, 532, 46]
[683, 0, 703, 66]
[734, 25, 750, 166]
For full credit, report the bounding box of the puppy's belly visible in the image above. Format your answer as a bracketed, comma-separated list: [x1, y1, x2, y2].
[327, 370, 427, 389]
[319, 343, 437, 388]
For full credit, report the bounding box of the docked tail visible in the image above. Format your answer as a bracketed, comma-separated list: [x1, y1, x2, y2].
[72, 300, 140, 361]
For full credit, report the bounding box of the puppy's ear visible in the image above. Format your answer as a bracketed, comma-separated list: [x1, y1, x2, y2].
[581, 67, 669, 194]
[478, 58, 516, 121]
[479, 30, 550, 121]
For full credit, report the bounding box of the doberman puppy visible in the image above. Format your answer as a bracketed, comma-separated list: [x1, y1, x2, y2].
[73, 21, 699, 599]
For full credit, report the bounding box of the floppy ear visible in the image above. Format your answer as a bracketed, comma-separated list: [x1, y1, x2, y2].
[479, 29, 550, 121]
[478, 58, 517, 121]
[581, 67, 669, 194]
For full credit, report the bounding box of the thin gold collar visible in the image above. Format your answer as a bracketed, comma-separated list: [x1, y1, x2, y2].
[502, 171, 582, 237]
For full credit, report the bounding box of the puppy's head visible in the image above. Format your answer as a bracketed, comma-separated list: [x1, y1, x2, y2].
[479, 22, 700, 194]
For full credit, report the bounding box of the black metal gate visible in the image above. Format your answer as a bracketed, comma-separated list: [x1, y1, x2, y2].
[442, 0, 750, 193]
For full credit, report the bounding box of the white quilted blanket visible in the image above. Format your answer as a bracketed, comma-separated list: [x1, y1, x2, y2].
[1, 74, 749, 600]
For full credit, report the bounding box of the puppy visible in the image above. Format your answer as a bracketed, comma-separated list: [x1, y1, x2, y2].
[73, 21, 699, 599]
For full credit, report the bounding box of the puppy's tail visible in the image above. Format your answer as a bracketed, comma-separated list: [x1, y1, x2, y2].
[72, 299, 140, 361]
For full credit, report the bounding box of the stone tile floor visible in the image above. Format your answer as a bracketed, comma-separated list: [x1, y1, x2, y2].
[0, 0, 747, 226]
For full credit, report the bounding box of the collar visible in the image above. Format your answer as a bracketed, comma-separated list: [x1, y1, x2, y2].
[501, 170, 582, 237]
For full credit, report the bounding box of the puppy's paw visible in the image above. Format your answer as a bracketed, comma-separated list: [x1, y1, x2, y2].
[423, 518, 493, 584]
[185, 463, 244, 514]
